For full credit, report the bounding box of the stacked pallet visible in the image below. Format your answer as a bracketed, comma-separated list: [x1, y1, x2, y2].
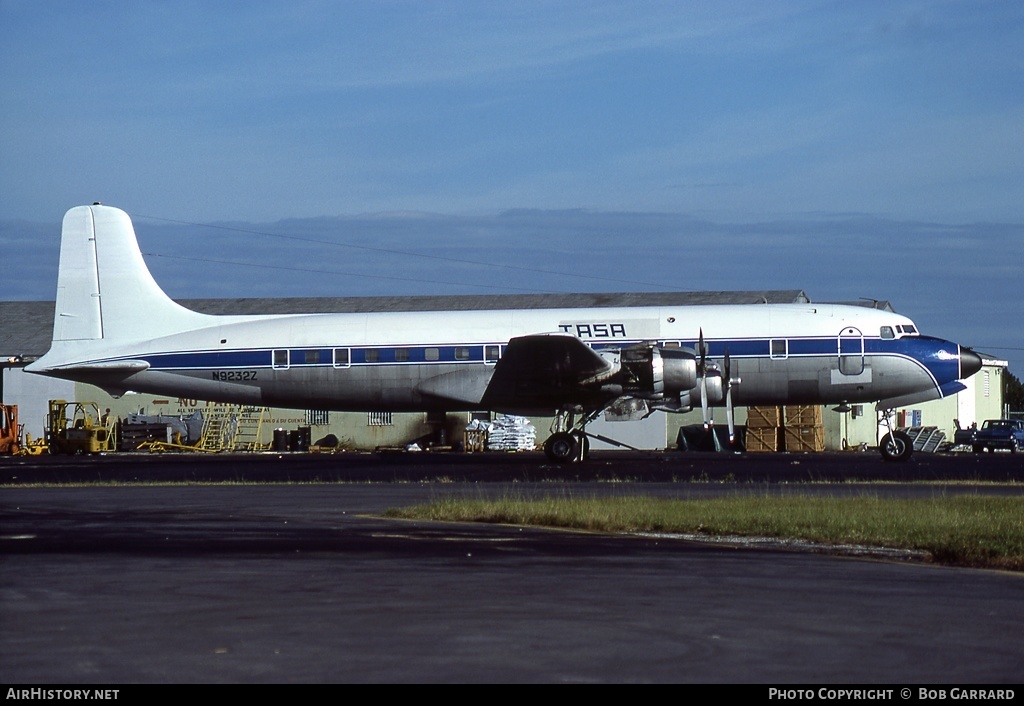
[783, 405, 825, 452]
[118, 421, 172, 451]
[745, 406, 782, 452]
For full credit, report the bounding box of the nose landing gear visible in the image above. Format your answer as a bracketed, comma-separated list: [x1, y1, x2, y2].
[878, 408, 914, 462]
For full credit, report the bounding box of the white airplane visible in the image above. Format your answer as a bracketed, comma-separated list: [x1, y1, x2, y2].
[27, 204, 982, 462]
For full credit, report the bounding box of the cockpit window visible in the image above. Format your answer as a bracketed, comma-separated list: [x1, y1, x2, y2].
[880, 326, 895, 339]
[904, 325, 917, 335]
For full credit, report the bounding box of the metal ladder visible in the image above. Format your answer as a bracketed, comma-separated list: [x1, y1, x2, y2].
[233, 406, 269, 451]
[196, 405, 239, 452]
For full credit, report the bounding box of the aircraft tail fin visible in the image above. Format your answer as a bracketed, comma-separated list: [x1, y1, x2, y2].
[51, 205, 212, 343]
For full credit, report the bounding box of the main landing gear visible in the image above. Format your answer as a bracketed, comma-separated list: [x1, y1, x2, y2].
[543, 407, 639, 463]
[543, 430, 591, 463]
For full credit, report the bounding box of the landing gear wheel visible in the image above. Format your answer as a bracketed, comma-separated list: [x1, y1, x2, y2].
[880, 431, 913, 462]
[544, 432, 579, 463]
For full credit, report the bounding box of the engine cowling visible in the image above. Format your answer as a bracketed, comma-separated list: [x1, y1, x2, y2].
[618, 346, 698, 399]
[659, 347, 699, 394]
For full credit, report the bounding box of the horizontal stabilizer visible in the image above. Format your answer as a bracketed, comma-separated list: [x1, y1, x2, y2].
[45, 360, 151, 374]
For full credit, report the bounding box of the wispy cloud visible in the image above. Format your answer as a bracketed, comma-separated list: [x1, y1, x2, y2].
[1, 1, 1021, 372]
[3, 208, 1019, 370]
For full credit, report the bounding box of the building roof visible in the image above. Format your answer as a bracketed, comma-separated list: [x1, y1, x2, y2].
[2, 290, 810, 359]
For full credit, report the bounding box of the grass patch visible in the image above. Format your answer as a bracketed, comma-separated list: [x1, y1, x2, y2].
[386, 494, 1024, 571]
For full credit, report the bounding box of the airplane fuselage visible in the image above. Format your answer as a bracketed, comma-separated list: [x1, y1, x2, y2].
[35, 302, 971, 414]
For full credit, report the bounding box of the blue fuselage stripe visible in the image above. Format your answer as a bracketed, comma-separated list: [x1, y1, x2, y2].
[103, 335, 960, 390]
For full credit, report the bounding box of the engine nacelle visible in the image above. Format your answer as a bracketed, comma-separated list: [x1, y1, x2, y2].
[697, 369, 724, 405]
[618, 346, 698, 399]
[660, 347, 699, 393]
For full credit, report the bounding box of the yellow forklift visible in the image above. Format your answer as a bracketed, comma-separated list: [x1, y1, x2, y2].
[0, 405, 48, 456]
[47, 400, 117, 455]
[1, 405, 19, 455]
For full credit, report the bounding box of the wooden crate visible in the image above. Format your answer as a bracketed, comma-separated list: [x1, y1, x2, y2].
[747, 406, 783, 428]
[785, 405, 823, 427]
[463, 429, 488, 453]
[783, 425, 825, 452]
[745, 426, 780, 452]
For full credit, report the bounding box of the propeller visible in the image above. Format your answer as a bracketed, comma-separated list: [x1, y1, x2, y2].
[698, 329, 711, 430]
[724, 348, 736, 445]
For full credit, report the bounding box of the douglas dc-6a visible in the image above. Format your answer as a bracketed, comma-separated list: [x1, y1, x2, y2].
[27, 204, 982, 462]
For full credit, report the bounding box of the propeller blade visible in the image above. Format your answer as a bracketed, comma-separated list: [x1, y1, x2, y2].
[724, 348, 735, 443]
[698, 328, 710, 429]
[701, 374, 710, 429]
[726, 392, 735, 443]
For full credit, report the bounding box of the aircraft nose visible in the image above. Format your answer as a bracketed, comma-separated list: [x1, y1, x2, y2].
[960, 346, 983, 379]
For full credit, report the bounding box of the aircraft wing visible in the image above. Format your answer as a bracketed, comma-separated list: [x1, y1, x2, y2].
[481, 333, 616, 411]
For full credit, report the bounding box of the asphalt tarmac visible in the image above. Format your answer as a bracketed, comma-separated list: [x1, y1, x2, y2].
[1, 450, 1022, 683]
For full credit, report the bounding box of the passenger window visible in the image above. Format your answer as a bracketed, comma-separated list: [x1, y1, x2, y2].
[880, 326, 895, 340]
[333, 348, 350, 367]
[304, 350, 319, 364]
[273, 349, 289, 369]
[485, 345, 500, 363]
[365, 349, 379, 363]
[770, 339, 787, 359]
[395, 349, 410, 362]
[455, 347, 470, 361]
[425, 348, 439, 361]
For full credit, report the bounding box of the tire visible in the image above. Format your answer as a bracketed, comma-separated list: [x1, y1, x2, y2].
[880, 431, 913, 462]
[544, 432, 579, 463]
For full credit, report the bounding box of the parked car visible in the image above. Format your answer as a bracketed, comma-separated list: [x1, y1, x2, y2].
[972, 419, 1024, 453]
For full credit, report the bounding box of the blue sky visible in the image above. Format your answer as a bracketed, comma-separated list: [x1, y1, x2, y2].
[1, 1, 1022, 374]
[3, 1, 1023, 222]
